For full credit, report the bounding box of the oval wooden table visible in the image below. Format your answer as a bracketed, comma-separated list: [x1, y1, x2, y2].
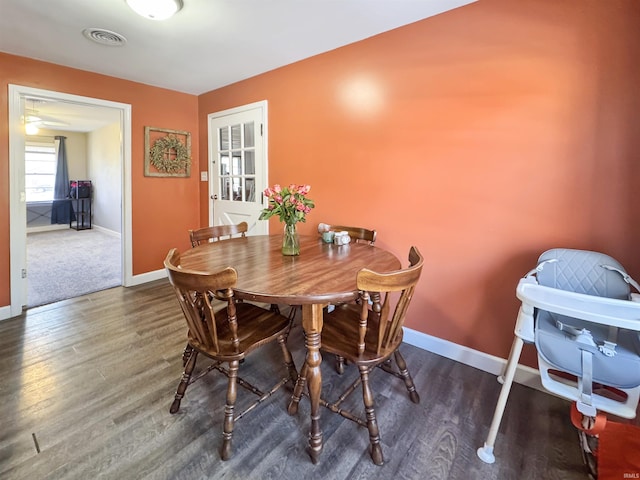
[179, 234, 401, 463]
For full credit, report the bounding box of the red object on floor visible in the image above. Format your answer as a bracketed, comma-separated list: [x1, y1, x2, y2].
[598, 421, 640, 480]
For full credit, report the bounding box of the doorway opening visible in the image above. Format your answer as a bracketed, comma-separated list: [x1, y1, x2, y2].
[8, 85, 133, 316]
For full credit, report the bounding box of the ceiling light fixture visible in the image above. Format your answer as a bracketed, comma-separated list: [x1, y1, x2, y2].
[126, 0, 183, 20]
[25, 123, 39, 135]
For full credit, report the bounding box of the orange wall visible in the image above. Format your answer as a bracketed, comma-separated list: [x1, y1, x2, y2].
[0, 53, 200, 305]
[198, 0, 640, 359]
[2, 0, 639, 362]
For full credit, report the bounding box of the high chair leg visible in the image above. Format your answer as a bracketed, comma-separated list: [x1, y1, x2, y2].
[497, 338, 519, 384]
[477, 336, 524, 464]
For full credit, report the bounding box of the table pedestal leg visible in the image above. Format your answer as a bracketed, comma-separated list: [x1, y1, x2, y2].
[302, 304, 323, 464]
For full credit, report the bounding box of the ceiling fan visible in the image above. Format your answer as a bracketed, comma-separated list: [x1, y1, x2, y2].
[24, 98, 69, 134]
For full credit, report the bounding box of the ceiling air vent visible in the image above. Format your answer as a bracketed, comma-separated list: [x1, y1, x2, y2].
[82, 28, 127, 47]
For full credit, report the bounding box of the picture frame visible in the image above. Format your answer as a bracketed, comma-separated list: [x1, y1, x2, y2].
[144, 126, 192, 177]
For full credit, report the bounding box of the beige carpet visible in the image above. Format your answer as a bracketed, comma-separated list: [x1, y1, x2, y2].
[27, 228, 121, 307]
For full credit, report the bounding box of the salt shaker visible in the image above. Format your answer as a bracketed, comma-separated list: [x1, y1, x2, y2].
[334, 231, 351, 245]
[322, 230, 335, 243]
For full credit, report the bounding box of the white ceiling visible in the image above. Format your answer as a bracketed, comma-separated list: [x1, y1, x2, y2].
[1, 0, 476, 130]
[23, 97, 123, 133]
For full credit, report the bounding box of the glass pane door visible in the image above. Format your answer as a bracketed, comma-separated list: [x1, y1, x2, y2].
[218, 122, 256, 202]
[208, 101, 267, 235]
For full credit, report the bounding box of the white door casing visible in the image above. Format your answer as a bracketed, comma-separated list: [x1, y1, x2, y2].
[207, 101, 268, 236]
[7, 85, 132, 318]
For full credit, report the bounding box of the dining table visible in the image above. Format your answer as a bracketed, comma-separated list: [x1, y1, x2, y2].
[178, 233, 401, 463]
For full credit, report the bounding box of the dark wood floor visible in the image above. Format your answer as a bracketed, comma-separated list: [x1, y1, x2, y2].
[0, 280, 594, 479]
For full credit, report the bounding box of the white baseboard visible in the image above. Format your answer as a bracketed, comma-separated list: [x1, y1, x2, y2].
[0, 305, 12, 322]
[403, 327, 544, 393]
[92, 225, 122, 238]
[128, 268, 166, 286]
[27, 224, 68, 234]
[26, 225, 122, 236]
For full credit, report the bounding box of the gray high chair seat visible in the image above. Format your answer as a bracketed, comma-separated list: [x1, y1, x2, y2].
[477, 248, 640, 464]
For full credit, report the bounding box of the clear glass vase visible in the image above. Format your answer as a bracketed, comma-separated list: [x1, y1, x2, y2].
[282, 223, 300, 256]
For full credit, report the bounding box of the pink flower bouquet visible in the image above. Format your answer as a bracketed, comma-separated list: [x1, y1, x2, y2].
[260, 183, 315, 226]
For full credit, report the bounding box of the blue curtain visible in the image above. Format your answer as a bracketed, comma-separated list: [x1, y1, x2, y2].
[53, 135, 69, 200]
[51, 135, 74, 224]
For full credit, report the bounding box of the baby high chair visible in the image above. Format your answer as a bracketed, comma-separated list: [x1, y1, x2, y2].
[477, 248, 640, 464]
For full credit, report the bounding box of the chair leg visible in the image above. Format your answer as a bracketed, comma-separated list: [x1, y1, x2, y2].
[181, 343, 193, 367]
[360, 366, 384, 466]
[170, 349, 198, 414]
[220, 360, 240, 461]
[288, 361, 308, 415]
[393, 349, 420, 404]
[277, 334, 298, 384]
[286, 305, 300, 325]
[335, 355, 345, 374]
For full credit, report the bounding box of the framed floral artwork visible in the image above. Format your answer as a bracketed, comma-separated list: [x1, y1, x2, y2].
[144, 126, 191, 177]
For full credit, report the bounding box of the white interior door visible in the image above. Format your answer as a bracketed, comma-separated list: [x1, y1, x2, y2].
[208, 101, 268, 235]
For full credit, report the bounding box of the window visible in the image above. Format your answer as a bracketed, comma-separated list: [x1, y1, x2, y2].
[25, 141, 56, 202]
[218, 122, 256, 202]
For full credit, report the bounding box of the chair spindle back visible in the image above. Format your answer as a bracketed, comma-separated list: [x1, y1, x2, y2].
[164, 248, 239, 354]
[328, 225, 377, 245]
[189, 222, 248, 247]
[356, 246, 423, 356]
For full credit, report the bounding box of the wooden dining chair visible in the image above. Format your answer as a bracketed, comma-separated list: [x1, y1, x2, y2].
[183, 221, 252, 365]
[324, 224, 377, 373]
[164, 248, 298, 460]
[189, 221, 248, 247]
[288, 246, 423, 465]
[326, 224, 377, 245]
